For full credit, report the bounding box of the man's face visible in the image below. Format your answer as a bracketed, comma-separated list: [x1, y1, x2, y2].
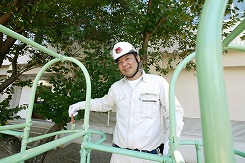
[117, 53, 140, 77]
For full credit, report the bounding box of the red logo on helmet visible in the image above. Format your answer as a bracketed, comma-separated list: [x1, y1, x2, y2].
[115, 47, 122, 54]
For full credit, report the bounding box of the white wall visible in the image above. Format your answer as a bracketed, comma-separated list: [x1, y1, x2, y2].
[164, 70, 201, 118]
[224, 67, 245, 121]
[17, 86, 32, 118]
[9, 86, 22, 108]
[154, 50, 245, 121]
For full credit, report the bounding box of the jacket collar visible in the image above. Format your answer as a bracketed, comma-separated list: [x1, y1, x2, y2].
[122, 70, 147, 82]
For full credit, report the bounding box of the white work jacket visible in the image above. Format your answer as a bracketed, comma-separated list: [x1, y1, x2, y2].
[89, 71, 184, 152]
[91, 71, 183, 151]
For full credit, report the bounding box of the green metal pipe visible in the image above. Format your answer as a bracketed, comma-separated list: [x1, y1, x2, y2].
[169, 52, 196, 143]
[0, 123, 26, 131]
[168, 37, 244, 163]
[0, 130, 23, 137]
[62, 57, 92, 163]
[85, 133, 92, 163]
[179, 140, 245, 161]
[0, 25, 92, 161]
[84, 142, 167, 162]
[179, 141, 203, 163]
[0, 24, 92, 163]
[80, 145, 87, 163]
[90, 130, 107, 144]
[0, 7, 244, 162]
[25, 128, 106, 145]
[169, 42, 244, 150]
[62, 56, 91, 130]
[35, 129, 106, 146]
[27, 129, 82, 143]
[224, 44, 245, 52]
[168, 52, 196, 160]
[20, 56, 92, 153]
[81, 133, 90, 163]
[20, 58, 60, 153]
[0, 131, 85, 163]
[0, 25, 63, 59]
[195, 142, 202, 163]
[0, 25, 92, 132]
[179, 140, 203, 146]
[223, 19, 245, 47]
[196, 0, 235, 163]
[234, 149, 245, 158]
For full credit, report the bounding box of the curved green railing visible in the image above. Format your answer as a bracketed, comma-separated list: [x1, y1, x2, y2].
[0, 24, 170, 163]
[0, 0, 245, 162]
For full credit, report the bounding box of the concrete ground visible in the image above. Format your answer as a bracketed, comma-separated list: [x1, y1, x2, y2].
[0, 143, 112, 163]
[1, 141, 245, 163]
[1, 117, 244, 162]
[44, 143, 112, 163]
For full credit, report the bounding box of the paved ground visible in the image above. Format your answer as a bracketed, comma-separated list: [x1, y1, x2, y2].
[0, 143, 111, 163]
[44, 143, 111, 163]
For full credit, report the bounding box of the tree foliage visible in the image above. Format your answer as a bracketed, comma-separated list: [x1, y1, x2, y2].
[0, 0, 244, 93]
[0, 1, 244, 161]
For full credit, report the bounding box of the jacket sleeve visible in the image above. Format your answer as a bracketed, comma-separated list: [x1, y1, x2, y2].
[89, 86, 116, 112]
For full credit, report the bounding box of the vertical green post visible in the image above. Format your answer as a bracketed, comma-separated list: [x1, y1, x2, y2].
[20, 58, 60, 154]
[196, 0, 234, 163]
[195, 142, 202, 163]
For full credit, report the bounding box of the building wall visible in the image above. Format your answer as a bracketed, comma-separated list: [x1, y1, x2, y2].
[16, 86, 32, 118]
[152, 50, 245, 121]
[0, 64, 51, 119]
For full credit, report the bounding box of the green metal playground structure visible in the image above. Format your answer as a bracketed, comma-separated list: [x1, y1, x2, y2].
[0, 0, 245, 162]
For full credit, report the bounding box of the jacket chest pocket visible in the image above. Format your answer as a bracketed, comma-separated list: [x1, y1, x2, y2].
[140, 94, 160, 118]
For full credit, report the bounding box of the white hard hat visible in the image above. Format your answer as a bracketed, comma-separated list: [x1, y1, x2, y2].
[112, 42, 138, 61]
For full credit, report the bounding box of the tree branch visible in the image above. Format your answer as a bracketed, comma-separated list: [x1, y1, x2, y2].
[151, 16, 166, 36]
[0, 0, 36, 67]
[0, 13, 13, 25]
[141, 0, 153, 67]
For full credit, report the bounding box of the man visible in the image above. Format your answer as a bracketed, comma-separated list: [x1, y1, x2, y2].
[68, 42, 184, 163]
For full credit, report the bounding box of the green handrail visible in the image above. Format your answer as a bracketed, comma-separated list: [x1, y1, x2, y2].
[169, 43, 245, 162]
[0, 131, 86, 163]
[223, 19, 245, 47]
[0, 24, 171, 163]
[196, 0, 234, 162]
[1, 0, 245, 162]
